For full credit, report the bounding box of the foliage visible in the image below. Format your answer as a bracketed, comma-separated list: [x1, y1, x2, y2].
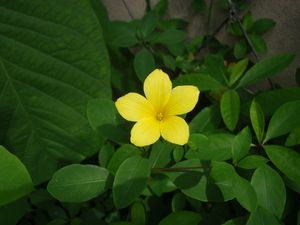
[0, 0, 299, 224]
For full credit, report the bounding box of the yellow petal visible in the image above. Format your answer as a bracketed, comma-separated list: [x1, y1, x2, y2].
[143, 69, 172, 111]
[130, 117, 160, 146]
[161, 116, 189, 145]
[164, 85, 200, 116]
[115, 93, 155, 122]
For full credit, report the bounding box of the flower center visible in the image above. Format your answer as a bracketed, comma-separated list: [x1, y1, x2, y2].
[156, 112, 164, 121]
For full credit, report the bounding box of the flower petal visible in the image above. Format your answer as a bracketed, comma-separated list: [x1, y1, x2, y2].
[144, 69, 172, 111]
[164, 85, 200, 116]
[115, 93, 155, 122]
[161, 116, 189, 145]
[130, 117, 160, 146]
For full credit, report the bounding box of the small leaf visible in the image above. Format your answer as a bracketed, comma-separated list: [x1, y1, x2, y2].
[251, 164, 286, 218]
[171, 193, 186, 212]
[0, 146, 33, 206]
[107, 144, 140, 174]
[234, 40, 247, 59]
[142, 11, 159, 37]
[220, 90, 240, 131]
[205, 54, 228, 85]
[237, 155, 269, 169]
[228, 58, 249, 86]
[232, 127, 252, 163]
[47, 164, 111, 203]
[237, 54, 294, 88]
[173, 146, 184, 162]
[134, 48, 156, 82]
[162, 54, 176, 71]
[242, 11, 253, 31]
[264, 145, 300, 184]
[131, 202, 146, 225]
[173, 73, 224, 91]
[98, 143, 115, 168]
[113, 155, 151, 209]
[153, 0, 168, 17]
[264, 100, 300, 142]
[234, 177, 257, 212]
[149, 141, 173, 168]
[251, 18, 276, 34]
[249, 34, 267, 54]
[227, 22, 243, 36]
[153, 30, 186, 45]
[158, 211, 201, 225]
[250, 99, 265, 143]
[110, 21, 138, 47]
[189, 105, 221, 133]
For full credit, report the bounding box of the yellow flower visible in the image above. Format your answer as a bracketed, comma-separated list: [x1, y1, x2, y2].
[115, 69, 200, 147]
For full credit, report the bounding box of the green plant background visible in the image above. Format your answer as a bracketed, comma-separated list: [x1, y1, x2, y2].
[0, 0, 299, 225]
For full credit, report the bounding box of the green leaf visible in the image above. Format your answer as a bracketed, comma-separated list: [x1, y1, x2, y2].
[249, 34, 267, 54]
[153, 0, 168, 17]
[187, 133, 234, 161]
[158, 211, 201, 225]
[264, 100, 300, 142]
[220, 90, 240, 131]
[173, 146, 184, 163]
[234, 40, 247, 59]
[113, 155, 151, 209]
[0, 198, 29, 225]
[205, 54, 228, 85]
[152, 30, 186, 45]
[253, 87, 300, 116]
[251, 164, 286, 218]
[109, 21, 138, 47]
[285, 127, 300, 146]
[166, 160, 237, 202]
[0, 146, 33, 206]
[141, 11, 159, 37]
[189, 105, 221, 133]
[148, 174, 177, 196]
[242, 12, 253, 31]
[131, 202, 146, 225]
[250, 99, 265, 143]
[134, 48, 156, 82]
[187, 35, 204, 53]
[98, 143, 115, 168]
[173, 73, 224, 91]
[264, 145, 300, 184]
[171, 193, 186, 212]
[162, 54, 176, 71]
[107, 144, 141, 174]
[47, 164, 111, 203]
[149, 140, 173, 168]
[232, 127, 252, 163]
[246, 206, 282, 225]
[237, 54, 294, 88]
[228, 58, 249, 86]
[237, 155, 269, 169]
[234, 177, 257, 212]
[251, 18, 276, 34]
[222, 217, 247, 225]
[0, 0, 111, 184]
[227, 22, 243, 36]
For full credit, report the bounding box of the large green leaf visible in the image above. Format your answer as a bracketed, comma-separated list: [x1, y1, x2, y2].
[158, 211, 201, 225]
[264, 145, 300, 184]
[237, 54, 294, 88]
[220, 90, 240, 131]
[187, 133, 234, 161]
[234, 177, 257, 212]
[246, 207, 283, 225]
[149, 140, 173, 168]
[113, 155, 151, 209]
[173, 73, 224, 91]
[232, 127, 252, 163]
[0, 146, 33, 206]
[166, 160, 238, 202]
[47, 164, 111, 202]
[134, 48, 156, 82]
[251, 164, 286, 218]
[264, 100, 300, 143]
[253, 87, 300, 116]
[0, 0, 111, 184]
